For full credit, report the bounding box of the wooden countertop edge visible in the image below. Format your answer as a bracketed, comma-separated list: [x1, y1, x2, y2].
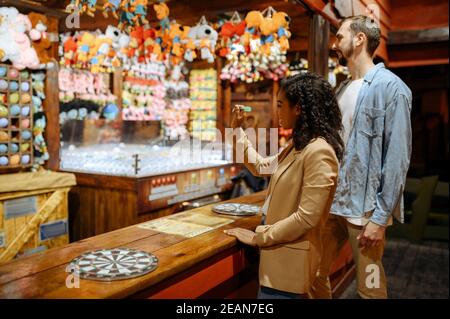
[0, 192, 266, 298]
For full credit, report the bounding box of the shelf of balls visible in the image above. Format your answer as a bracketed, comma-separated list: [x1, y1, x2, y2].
[0, 65, 33, 168]
[59, 143, 232, 178]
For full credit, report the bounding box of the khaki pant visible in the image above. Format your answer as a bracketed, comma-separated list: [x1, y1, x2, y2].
[311, 214, 388, 299]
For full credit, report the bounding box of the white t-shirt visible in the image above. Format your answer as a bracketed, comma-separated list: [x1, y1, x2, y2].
[337, 79, 364, 146]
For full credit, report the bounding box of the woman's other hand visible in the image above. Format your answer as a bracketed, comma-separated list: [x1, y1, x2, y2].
[224, 228, 257, 246]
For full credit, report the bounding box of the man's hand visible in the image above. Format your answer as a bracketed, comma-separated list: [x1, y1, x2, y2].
[224, 228, 257, 247]
[357, 221, 386, 248]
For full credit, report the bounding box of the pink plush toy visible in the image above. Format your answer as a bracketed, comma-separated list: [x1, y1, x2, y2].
[11, 14, 41, 70]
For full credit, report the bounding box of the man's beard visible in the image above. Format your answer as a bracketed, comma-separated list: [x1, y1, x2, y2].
[338, 56, 348, 66]
[336, 45, 353, 67]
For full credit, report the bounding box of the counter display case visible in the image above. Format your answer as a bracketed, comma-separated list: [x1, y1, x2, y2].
[59, 119, 239, 241]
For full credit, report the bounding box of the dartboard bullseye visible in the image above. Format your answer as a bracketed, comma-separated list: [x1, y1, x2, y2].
[212, 203, 260, 216]
[68, 248, 158, 281]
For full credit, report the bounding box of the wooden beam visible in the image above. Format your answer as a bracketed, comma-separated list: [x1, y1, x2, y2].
[388, 42, 449, 68]
[388, 27, 449, 45]
[0, 0, 67, 17]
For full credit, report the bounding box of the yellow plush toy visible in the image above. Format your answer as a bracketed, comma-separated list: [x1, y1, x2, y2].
[242, 10, 263, 46]
[77, 32, 96, 66]
[90, 36, 112, 73]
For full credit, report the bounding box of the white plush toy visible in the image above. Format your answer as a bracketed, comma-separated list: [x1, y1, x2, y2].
[0, 7, 21, 63]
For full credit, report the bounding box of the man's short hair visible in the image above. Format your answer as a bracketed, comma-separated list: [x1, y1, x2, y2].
[341, 15, 381, 56]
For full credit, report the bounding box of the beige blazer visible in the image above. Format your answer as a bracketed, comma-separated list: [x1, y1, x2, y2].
[235, 128, 339, 294]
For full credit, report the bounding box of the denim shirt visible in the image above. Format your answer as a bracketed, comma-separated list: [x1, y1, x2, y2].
[331, 63, 412, 226]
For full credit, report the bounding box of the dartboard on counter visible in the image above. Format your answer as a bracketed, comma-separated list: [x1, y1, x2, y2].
[212, 203, 260, 216]
[68, 248, 158, 281]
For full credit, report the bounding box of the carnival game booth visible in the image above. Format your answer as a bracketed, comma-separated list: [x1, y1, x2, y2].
[0, 0, 358, 298]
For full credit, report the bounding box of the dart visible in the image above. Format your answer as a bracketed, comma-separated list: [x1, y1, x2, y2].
[234, 104, 253, 112]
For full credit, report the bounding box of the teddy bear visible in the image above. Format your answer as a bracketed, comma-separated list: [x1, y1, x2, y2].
[0, 7, 21, 63]
[10, 13, 41, 70]
[28, 12, 54, 69]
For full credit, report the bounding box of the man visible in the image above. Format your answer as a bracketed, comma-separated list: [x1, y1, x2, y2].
[311, 15, 412, 299]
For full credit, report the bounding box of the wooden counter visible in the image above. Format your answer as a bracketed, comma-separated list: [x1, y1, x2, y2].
[0, 192, 354, 299]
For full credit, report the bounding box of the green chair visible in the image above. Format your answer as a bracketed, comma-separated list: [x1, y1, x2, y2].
[388, 175, 440, 243]
[423, 181, 449, 241]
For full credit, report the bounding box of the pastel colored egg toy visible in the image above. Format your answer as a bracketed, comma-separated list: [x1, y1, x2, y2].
[21, 106, 30, 116]
[0, 118, 8, 128]
[0, 67, 7, 77]
[8, 68, 19, 79]
[9, 93, 19, 104]
[21, 154, 30, 165]
[9, 143, 19, 153]
[21, 130, 32, 140]
[0, 79, 8, 90]
[9, 81, 19, 91]
[10, 154, 20, 165]
[0, 156, 9, 166]
[10, 104, 21, 116]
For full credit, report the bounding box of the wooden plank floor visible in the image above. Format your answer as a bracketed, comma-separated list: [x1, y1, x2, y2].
[340, 238, 449, 299]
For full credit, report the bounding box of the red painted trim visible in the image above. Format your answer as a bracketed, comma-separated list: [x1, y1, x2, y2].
[149, 249, 249, 299]
[388, 58, 449, 68]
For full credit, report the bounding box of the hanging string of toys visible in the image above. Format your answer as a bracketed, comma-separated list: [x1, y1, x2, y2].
[219, 6, 291, 83]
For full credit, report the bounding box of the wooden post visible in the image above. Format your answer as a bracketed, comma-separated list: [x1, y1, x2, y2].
[44, 66, 60, 171]
[113, 67, 123, 110]
[216, 58, 224, 137]
[271, 81, 279, 129]
[223, 82, 232, 131]
[308, 14, 330, 77]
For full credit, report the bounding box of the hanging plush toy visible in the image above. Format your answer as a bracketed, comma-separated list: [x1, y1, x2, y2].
[118, 1, 136, 30]
[218, 12, 246, 57]
[131, 0, 149, 26]
[66, 0, 97, 17]
[153, 2, 170, 32]
[188, 16, 218, 64]
[241, 10, 263, 46]
[273, 11, 291, 52]
[102, 0, 121, 19]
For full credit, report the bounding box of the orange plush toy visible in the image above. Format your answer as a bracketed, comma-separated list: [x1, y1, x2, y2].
[273, 11, 291, 52]
[28, 12, 53, 68]
[241, 11, 263, 46]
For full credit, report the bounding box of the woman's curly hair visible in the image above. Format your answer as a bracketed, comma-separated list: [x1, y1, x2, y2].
[280, 72, 344, 161]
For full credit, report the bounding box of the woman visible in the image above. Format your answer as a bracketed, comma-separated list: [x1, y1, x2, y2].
[224, 72, 344, 299]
